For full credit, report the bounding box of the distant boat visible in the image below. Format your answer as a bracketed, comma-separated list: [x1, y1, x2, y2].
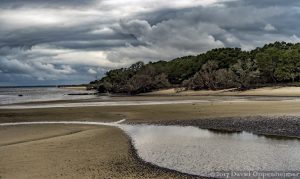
[18, 94, 23, 97]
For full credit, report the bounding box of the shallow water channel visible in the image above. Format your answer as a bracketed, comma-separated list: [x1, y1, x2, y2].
[1, 121, 300, 177]
[121, 124, 300, 177]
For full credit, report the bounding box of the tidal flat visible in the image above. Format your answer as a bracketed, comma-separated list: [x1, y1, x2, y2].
[1, 95, 300, 178]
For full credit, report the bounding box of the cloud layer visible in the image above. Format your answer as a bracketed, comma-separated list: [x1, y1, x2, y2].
[1, 0, 300, 85]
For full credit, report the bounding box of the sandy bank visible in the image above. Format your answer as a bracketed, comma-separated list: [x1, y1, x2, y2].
[145, 86, 300, 97]
[0, 124, 193, 179]
[2, 98, 300, 123]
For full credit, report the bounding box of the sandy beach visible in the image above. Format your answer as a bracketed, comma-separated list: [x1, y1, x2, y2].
[2, 88, 300, 178]
[0, 124, 193, 178]
[145, 86, 300, 97]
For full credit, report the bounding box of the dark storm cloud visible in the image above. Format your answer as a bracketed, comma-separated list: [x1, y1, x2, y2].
[1, 0, 300, 85]
[134, 1, 300, 47]
[0, 0, 99, 9]
[224, 0, 300, 8]
[0, 26, 137, 50]
[134, 7, 193, 26]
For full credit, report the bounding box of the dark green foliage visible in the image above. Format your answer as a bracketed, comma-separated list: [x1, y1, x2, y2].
[91, 41, 300, 94]
[274, 49, 300, 82]
[256, 48, 279, 83]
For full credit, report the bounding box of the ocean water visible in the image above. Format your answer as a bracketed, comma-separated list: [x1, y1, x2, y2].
[0, 87, 96, 105]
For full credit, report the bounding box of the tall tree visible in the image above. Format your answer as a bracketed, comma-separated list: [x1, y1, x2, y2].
[256, 48, 280, 83]
[275, 49, 300, 82]
[231, 59, 259, 89]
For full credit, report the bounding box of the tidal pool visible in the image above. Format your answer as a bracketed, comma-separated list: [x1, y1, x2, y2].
[1, 121, 300, 177]
[121, 124, 300, 177]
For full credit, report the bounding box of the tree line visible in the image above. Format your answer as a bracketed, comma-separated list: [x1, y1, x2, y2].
[90, 41, 300, 94]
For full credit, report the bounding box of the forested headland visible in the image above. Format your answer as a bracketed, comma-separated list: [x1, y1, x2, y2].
[90, 42, 300, 94]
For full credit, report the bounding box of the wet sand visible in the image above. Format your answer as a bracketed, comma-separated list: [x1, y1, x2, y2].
[1, 95, 300, 178]
[0, 124, 193, 179]
[2, 97, 300, 123]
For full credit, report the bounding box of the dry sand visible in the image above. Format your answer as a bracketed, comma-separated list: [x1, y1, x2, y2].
[146, 86, 300, 97]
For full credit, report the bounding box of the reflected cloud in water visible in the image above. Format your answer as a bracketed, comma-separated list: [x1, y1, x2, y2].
[121, 124, 300, 176]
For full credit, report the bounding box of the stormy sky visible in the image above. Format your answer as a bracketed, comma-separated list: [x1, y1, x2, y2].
[1, 0, 300, 86]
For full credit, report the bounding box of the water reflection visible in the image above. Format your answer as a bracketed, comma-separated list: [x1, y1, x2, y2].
[1, 120, 300, 177]
[120, 124, 300, 177]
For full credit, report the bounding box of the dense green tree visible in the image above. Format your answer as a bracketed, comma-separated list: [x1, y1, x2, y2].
[275, 49, 300, 82]
[256, 48, 279, 83]
[91, 41, 300, 94]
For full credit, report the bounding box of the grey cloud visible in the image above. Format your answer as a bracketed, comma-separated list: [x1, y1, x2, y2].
[1, 0, 300, 85]
[119, 20, 152, 38]
[0, 24, 137, 50]
[0, 0, 100, 9]
[0, 58, 33, 74]
[138, 2, 300, 37]
[0, 55, 104, 85]
[224, 0, 300, 8]
[264, 24, 276, 32]
[134, 7, 192, 26]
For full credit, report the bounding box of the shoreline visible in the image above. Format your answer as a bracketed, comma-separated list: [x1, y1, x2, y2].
[4, 86, 300, 107]
[1, 116, 299, 178]
[128, 115, 300, 139]
[58, 86, 88, 90]
[142, 86, 300, 97]
[3, 94, 300, 109]
[0, 121, 205, 178]
[2, 95, 300, 178]
[0, 124, 196, 178]
[125, 133, 206, 178]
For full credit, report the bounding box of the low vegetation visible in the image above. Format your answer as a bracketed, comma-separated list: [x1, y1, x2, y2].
[90, 42, 300, 94]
